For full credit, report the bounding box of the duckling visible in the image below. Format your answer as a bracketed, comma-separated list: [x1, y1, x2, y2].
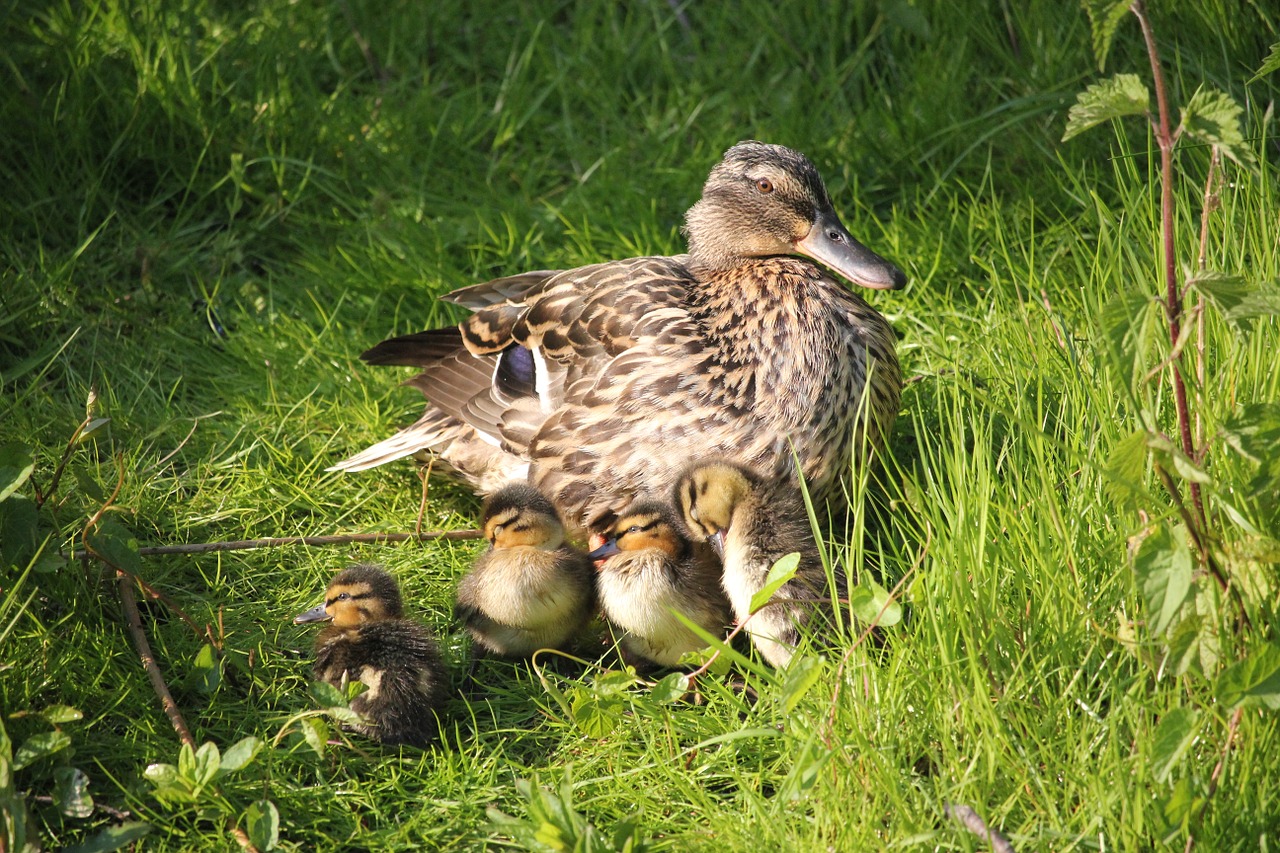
[675, 461, 842, 668]
[454, 483, 596, 657]
[329, 141, 903, 537]
[293, 564, 448, 748]
[589, 503, 731, 669]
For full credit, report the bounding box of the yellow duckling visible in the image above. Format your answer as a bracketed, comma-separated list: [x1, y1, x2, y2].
[454, 483, 595, 657]
[589, 503, 731, 669]
[293, 564, 449, 747]
[675, 461, 841, 668]
[330, 141, 902, 537]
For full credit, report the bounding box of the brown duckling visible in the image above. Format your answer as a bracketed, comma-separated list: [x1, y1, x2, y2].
[454, 483, 596, 657]
[589, 503, 731, 669]
[329, 141, 903, 537]
[294, 564, 449, 748]
[675, 461, 842, 668]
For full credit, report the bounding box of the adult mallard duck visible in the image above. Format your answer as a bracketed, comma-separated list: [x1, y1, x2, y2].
[454, 483, 596, 657]
[589, 502, 731, 670]
[330, 141, 904, 534]
[294, 564, 450, 747]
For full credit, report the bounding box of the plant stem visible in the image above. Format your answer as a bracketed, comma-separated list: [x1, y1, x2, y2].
[1132, 0, 1205, 530]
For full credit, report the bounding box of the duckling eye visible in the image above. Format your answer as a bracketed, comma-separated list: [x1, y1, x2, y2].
[755, 178, 773, 194]
[627, 525, 642, 535]
[337, 592, 350, 601]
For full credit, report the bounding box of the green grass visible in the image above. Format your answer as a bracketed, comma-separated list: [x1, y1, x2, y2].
[2, 0, 1279, 850]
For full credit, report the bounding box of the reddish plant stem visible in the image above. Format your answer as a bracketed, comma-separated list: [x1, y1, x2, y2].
[1132, 0, 1206, 531]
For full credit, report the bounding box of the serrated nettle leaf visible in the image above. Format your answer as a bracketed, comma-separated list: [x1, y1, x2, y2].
[54, 766, 94, 819]
[1133, 525, 1193, 638]
[1146, 435, 1211, 485]
[327, 706, 365, 726]
[1105, 429, 1149, 507]
[569, 688, 624, 738]
[1251, 41, 1280, 83]
[42, 705, 83, 725]
[1217, 642, 1280, 710]
[298, 716, 328, 756]
[1180, 85, 1253, 165]
[86, 518, 143, 574]
[1150, 706, 1200, 784]
[593, 669, 639, 696]
[218, 737, 262, 774]
[1188, 270, 1253, 315]
[62, 820, 152, 853]
[1099, 290, 1157, 390]
[777, 655, 825, 714]
[1224, 284, 1280, 331]
[1063, 73, 1149, 141]
[750, 552, 800, 614]
[309, 680, 347, 708]
[244, 799, 280, 852]
[12, 730, 72, 770]
[650, 673, 690, 704]
[0, 443, 35, 503]
[1083, 0, 1138, 70]
[1221, 403, 1280, 464]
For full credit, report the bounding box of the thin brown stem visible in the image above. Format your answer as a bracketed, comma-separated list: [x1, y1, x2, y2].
[118, 572, 194, 748]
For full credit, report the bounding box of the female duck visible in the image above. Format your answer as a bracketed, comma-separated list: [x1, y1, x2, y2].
[590, 503, 731, 669]
[455, 483, 596, 657]
[675, 460, 843, 668]
[294, 564, 449, 747]
[330, 141, 903, 535]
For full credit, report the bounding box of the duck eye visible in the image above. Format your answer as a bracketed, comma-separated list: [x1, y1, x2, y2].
[337, 592, 350, 601]
[755, 178, 773, 194]
[627, 525, 642, 535]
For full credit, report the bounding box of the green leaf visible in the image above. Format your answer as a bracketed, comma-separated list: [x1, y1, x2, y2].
[298, 716, 328, 756]
[219, 737, 262, 774]
[592, 669, 639, 697]
[777, 738, 834, 803]
[62, 821, 151, 853]
[1133, 525, 1193, 637]
[0, 494, 40, 569]
[777, 655, 825, 714]
[72, 468, 108, 503]
[1180, 85, 1253, 165]
[750, 552, 800, 614]
[244, 799, 280, 852]
[1221, 403, 1280, 466]
[86, 518, 142, 575]
[1083, 0, 1137, 70]
[1147, 434, 1211, 485]
[190, 643, 221, 695]
[0, 443, 34, 503]
[847, 580, 903, 627]
[650, 673, 690, 704]
[54, 766, 94, 819]
[1250, 41, 1280, 83]
[191, 742, 220, 791]
[41, 705, 83, 725]
[1150, 706, 1200, 783]
[1188, 270, 1253, 317]
[569, 687, 624, 739]
[1104, 429, 1149, 508]
[1225, 283, 1280, 330]
[13, 730, 72, 770]
[309, 680, 347, 708]
[142, 763, 179, 789]
[1164, 615, 1203, 678]
[75, 417, 111, 445]
[1064, 73, 1148, 141]
[1217, 642, 1280, 710]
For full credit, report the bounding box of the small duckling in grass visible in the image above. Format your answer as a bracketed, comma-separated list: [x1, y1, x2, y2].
[590, 502, 731, 669]
[455, 483, 596, 657]
[675, 460, 840, 668]
[294, 564, 449, 748]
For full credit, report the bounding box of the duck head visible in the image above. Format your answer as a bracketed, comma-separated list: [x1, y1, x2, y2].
[481, 483, 567, 550]
[294, 563, 404, 629]
[675, 461, 756, 560]
[589, 503, 687, 564]
[683, 141, 905, 290]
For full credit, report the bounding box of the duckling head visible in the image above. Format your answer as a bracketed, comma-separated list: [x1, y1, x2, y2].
[675, 462, 756, 559]
[683, 140, 905, 290]
[294, 563, 404, 629]
[481, 483, 566, 550]
[588, 502, 687, 564]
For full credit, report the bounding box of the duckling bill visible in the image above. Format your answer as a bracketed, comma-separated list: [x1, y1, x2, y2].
[294, 564, 449, 748]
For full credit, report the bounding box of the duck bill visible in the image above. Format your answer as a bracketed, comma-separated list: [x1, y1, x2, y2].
[588, 540, 621, 562]
[708, 530, 727, 561]
[795, 210, 906, 291]
[293, 602, 333, 624]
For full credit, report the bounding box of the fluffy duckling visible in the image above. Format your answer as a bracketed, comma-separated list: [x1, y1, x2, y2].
[589, 503, 731, 669]
[454, 483, 595, 657]
[675, 461, 841, 668]
[293, 564, 449, 748]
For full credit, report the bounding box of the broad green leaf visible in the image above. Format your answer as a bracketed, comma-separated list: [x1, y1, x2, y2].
[176, 742, 195, 780]
[1180, 85, 1253, 165]
[86, 518, 142, 575]
[1161, 773, 1200, 839]
[1133, 525, 1193, 637]
[298, 716, 328, 756]
[62, 821, 151, 853]
[1150, 706, 1200, 783]
[569, 688, 624, 739]
[41, 705, 83, 725]
[1217, 642, 1280, 710]
[13, 730, 72, 770]
[1250, 41, 1280, 83]
[592, 669, 638, 697]
[1147, 434, 1211, 485]
[1188, 270, 1253, 317]
[1083, 0, 1137, 71]
[0, 494, 40, 568]
[847, 580, 902, 627]
[74, 417, 111, 445]
[0, 443, 34, 503]
[650, 673, 690, 704]
[1104, 429, 1148, 508]
[244, 799, 280, 852]
[1221, 403, 1280, 465]
[191, 742, 220, 791]
[1224, 283, 1280, 330]
[1063, 73, 1148, 141]
[777, 655, 825, 714]
[190, 643, 221, 695]
[309, 680, 347, 708]
[327, 706, 365, 727]
[1164, 615, 1203, 678]
[1098, 289, 1157, 390]
[219, 737, 262, 774]
[142, 763, 179, 789]
[750, 552, 800, 614]
[54, 766, 94, 819]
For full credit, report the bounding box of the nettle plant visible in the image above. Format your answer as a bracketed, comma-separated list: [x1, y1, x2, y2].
[1066, 0, 1280, 839]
